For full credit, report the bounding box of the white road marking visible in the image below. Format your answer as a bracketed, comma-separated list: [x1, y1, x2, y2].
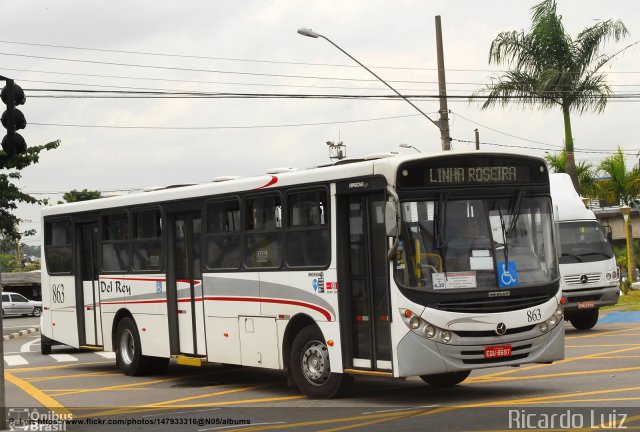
[4, 355, 29, 366]
[20, 337, 41, 353]
[95, 352, 116, 359]
[49, 354, 78, 362]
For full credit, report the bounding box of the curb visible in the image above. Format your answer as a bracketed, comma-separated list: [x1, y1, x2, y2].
[2, 327, 39, 341]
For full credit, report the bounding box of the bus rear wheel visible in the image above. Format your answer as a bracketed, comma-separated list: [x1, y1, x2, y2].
[290, 326, 351, 399]
[420, 370, 470, 387]
[569, 309, 599, 330]
[115, 317, 152, 376]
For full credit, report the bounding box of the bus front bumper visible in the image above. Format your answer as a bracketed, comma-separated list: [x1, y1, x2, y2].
[396, 322, 564, 377]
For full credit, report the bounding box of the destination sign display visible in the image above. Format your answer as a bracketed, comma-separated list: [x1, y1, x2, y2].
[397, 156, 548, 189]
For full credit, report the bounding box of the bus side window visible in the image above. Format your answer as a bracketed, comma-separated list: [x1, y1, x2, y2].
[205, 199, 242, 270]
[102, 212, 130, 272]
[132, 209, 162, 271]
[245, 194, 282, 269]
[44, 219, 73, 274]
[286, 190, 330, 268]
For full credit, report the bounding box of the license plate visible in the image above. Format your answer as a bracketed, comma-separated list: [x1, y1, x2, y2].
[577, 301, 596, 310]
[484, 345, 512, 359]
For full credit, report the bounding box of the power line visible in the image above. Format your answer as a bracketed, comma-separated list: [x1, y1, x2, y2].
[29, 113, 426, 130]
[451, 138, 639, 155]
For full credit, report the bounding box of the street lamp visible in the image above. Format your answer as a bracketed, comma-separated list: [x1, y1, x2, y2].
[621, 205, 633, 284]
[297, 28, 444, 147]
[399, 143, 420, 153]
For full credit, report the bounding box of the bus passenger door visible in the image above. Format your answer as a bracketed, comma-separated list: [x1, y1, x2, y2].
[339, 191, 392, 372]
[76, 222, 102, 346]
[167, 212, 207, 357]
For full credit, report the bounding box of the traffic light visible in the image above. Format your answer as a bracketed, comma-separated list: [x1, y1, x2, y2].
[1, 79, 27, 156]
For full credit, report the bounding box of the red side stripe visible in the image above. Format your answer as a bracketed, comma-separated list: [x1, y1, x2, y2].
[204, 296, 332, 321]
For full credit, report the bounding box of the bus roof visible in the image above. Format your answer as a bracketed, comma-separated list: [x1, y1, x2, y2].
[42, 150, 547, 218]
[550, 173, 595, 222]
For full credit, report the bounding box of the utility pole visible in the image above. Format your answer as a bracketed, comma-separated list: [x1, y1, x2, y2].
[0, 251, 5, 430]
[435, 15, 451, 151]
[475, 129, 480, 150]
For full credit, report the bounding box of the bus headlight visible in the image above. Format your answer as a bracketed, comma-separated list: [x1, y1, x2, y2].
[554, 306, 563, 320]
[539, 322, 549, 333]
[548, 315, 558, 328]
[409, 316, 421, 330]
[441, 331, 452, 343]
[399, 308, 451, 342]
[425, 325, 436, 339]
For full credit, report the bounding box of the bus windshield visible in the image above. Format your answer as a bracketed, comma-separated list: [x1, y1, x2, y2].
[394, 196, 558, 291]
[558, 221, 613, 264]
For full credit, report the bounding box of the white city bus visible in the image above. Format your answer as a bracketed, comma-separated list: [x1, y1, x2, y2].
[40, 151, 564, 398]
[550, 173, 619, 329]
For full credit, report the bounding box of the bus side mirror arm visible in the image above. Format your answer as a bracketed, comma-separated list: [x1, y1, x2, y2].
[385, 186, 401, 260]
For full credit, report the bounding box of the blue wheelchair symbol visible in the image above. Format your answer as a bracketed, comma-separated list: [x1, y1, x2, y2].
[497, 261, 519, 288]
[312, 279, 318, 292]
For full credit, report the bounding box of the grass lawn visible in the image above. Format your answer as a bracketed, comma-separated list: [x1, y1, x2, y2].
[603, 289, 640, 312]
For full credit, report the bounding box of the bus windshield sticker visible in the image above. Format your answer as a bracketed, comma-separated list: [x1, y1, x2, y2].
[497, 261, 519, 288]
[432, 272, 477, 290]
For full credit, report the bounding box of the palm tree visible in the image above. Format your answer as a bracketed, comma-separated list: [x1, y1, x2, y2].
[597, 148, 640, 205]
[545, 151, 596, 198]
[475, 0, 634, 190]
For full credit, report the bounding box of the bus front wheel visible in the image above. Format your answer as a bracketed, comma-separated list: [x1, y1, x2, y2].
[115, 317, 152, 376]
[290, 326, 351, 399]
[420, 370, 470, 387]
[569, 309, 599, 330]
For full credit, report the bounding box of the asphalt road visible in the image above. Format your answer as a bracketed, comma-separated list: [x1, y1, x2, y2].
[2, 315, 39, 336]
[3, 319, 640, 431]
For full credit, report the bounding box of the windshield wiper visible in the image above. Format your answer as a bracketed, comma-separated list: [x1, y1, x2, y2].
[498, 208, 510, 264]
[506, 190, 525, 238]
[561, 252, 584, 262]
[435, 193, 448, 274]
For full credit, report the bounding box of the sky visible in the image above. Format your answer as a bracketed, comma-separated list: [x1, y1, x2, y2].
[2, 0, 640, 247]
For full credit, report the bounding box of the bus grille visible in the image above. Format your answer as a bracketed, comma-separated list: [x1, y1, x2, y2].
[430, 294, 552, 313]
[564, 273, 601, 285]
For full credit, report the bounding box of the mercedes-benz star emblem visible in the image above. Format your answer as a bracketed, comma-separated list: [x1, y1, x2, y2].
[496, 323, 507, 336]
[580, 274, 589, 284]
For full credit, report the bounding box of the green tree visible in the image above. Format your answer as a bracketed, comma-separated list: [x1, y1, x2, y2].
[61, 189, 102, 203]
[475, 0, 634, 190]
[1, 140, 60, 242]
[545, 151, 596, 197]
[596, 147, 640, 205]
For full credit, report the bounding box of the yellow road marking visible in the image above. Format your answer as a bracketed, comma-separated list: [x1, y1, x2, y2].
[566, 327, 637, 340]
[468, 344, 640, 383]
[26, 371, 120, 382]
[471, 365, 640, 383]
[75, 384, 281, 418]
[43, 376, 181, 397]
[567, 343, 640, 348]
[7, 361, 112, 374]
[5, 371, 72, 417]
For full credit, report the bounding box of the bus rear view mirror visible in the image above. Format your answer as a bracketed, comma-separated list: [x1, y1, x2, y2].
[385, 201, 399, 237]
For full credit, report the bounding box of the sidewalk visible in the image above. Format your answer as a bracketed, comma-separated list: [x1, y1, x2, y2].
[2, 327, 39, 341]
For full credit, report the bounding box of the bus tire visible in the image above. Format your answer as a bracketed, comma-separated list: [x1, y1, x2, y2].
[290, 325, 351, 399]
[420, 370, 470, 387]
[40, 335, 52, 355]
[569, 309, 599, 330]
[115, 317, 152, 376]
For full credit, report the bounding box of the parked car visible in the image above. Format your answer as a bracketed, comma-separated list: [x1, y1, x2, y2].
[1, 292, 42, 317]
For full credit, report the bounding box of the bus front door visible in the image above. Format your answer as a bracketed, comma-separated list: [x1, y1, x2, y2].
[340, 192, 392, 372]
[168, 212, 206, 357]
[76, 222, 102, 346]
